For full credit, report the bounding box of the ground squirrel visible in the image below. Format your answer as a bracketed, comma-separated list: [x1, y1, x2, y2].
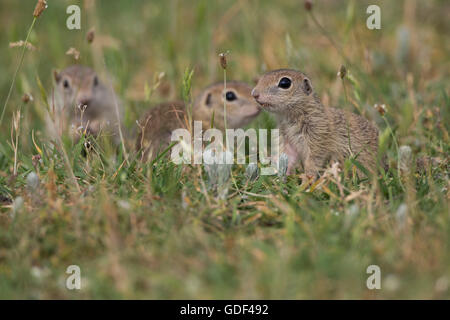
[49, 65, 123, 144]
[252, 69, 379, 177]
[136, 81, 261, 161]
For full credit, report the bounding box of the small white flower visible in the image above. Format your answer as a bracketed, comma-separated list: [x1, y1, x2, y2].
[26, 172, 40, 191]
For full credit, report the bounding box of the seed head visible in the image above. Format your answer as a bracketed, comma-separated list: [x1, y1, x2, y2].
[12, 110, 21, 132]
[66, 47, 80, 60]
[32, 154, 41, 168]
[9, 41, 36, 51]
[87, 28, 95, 44]
[304, 0, 313, 11]
[22, 93, 33, 104]
[337, 65, 347, 79]
[33, 0, 47, 18]
[374, 103, 387, 116]
[219, 52, 228, 70]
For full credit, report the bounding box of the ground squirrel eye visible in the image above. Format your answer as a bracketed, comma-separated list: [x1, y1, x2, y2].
[225, 91, 237, 101]
[205, 93, 212, 107]
[63, 79, 70, 89]
[278, 77, 291, 89]
[93, 76, 99, 87]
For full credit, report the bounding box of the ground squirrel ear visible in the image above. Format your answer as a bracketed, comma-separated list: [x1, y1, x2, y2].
[303, 78, 313, 95]
[205, 93, 212, 108]
[53, 70, 61, 83]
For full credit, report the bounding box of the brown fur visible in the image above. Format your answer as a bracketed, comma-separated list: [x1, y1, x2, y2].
[136, 81, 261, 161]
[51, 65, 122, 144]
[252, 69, 379, 176]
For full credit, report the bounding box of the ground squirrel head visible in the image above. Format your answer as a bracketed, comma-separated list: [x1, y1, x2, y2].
[53, 65, 104, 113]
[194, 81, 261, 129]
[251, 69, 316, 113]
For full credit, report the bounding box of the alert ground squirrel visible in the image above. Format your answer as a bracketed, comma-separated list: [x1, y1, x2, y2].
[136, 81, 261, 161]
[252, 69, 379, 177]
[49, 65, 123, 144]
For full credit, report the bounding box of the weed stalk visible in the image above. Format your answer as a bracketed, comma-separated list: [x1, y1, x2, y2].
[0, 18, 37, 127]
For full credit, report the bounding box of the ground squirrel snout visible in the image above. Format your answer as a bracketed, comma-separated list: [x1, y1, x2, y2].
[50, 64, 123, 143]
[253, 69, 379, 176]
[137, 81, 261, 161]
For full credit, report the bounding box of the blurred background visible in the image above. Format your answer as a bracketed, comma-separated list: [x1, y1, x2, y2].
[0, 0, 448, 146]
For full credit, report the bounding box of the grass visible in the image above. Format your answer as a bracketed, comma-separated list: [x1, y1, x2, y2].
[0, 0, 449, 299]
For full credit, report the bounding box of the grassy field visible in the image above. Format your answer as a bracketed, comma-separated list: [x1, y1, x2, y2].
[0, 0, 449, 299]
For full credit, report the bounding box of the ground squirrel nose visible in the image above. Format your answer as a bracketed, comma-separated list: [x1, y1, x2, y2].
[251, 89, 259, 99]
[78, 98, 90, 107]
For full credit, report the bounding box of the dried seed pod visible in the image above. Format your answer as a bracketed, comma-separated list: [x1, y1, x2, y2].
[338, 65, 347, 79]
[22, 93, 33, 103]
[66, 47, 81, 60]
[219, 52, 227, 70]
[87, 28, 95, 44]
[9, 41, 36, 51]
[304, 0, 313, 11]
[374, 103, 387, 116]
[32, 154, 41, 168]
[33, 0, 47, 18]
